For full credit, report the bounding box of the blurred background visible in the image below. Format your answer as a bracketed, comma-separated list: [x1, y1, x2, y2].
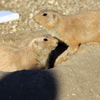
[0, 0, 100, 47]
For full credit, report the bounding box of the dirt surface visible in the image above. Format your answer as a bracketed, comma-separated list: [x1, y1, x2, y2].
[0, 45, 100, 100]
[0, 0, 100, 100]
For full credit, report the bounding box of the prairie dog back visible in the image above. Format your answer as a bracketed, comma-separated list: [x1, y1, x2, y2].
[35, 10, 100, 51]
[35, 10, 100, 65]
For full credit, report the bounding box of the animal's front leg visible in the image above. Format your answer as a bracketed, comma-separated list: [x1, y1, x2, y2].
[66, 44, 79, 56]
[54, 45, 79, 67]
[54, 50, 70, 67]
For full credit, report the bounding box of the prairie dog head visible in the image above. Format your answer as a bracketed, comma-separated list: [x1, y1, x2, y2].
[35, 10, 59, 29]
[29, 34, 58, 52]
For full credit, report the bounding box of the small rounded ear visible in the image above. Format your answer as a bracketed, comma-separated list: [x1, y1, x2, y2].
[29, 39, 39, 48]
[49, 14, 58, 23]
[53, 14, 59, 22]
[34, 41, 39, 47]
[53, 14, 57, 20]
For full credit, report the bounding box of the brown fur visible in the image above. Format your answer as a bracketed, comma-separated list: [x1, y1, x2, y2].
[0, 34, 58, 72]
[35, 10, 100, 65]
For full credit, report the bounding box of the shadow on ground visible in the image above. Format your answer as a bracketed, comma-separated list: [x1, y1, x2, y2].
[48, 41, 68, 68]
[0, 70, 58, 100]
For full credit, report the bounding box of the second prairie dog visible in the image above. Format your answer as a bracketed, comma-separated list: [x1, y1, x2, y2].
[35, 10, 100, 65]
[0, 34, 58, 72]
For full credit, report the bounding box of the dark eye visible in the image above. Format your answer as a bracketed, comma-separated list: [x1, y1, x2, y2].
[42, 13, 47, 16]
[43, 38, 48, 41]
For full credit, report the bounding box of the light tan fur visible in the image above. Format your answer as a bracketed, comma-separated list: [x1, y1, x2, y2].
[35, 10, 100, 65]
[0, 34, 58, 72]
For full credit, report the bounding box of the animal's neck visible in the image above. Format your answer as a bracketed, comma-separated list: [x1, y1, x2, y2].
[48, 23, 61, 38]
[48, 15, 67, 39]
[35, 48, 50, 68]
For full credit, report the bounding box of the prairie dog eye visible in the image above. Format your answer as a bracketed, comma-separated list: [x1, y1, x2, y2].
[42, 13, 47, 16]
[43, 38, 48, 41]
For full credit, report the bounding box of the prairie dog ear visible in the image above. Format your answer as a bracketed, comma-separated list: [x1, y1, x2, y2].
[53, 14, 57, 20]
[49, 14, 58, 23]
[29, 39, 39, 48]
[34, 41, 39, 47]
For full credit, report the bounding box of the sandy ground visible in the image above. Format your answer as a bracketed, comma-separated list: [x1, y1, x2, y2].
[0, 44, 100, 100]
[0, 0, 100, 100]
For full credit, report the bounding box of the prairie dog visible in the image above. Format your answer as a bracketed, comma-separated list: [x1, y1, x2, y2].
[35, 10, 100, 65]
[0, 34, 58, 72]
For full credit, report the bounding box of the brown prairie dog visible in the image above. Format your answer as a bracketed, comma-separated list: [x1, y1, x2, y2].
[0, 34, 58, 72]
[35, 10, 100, 65]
